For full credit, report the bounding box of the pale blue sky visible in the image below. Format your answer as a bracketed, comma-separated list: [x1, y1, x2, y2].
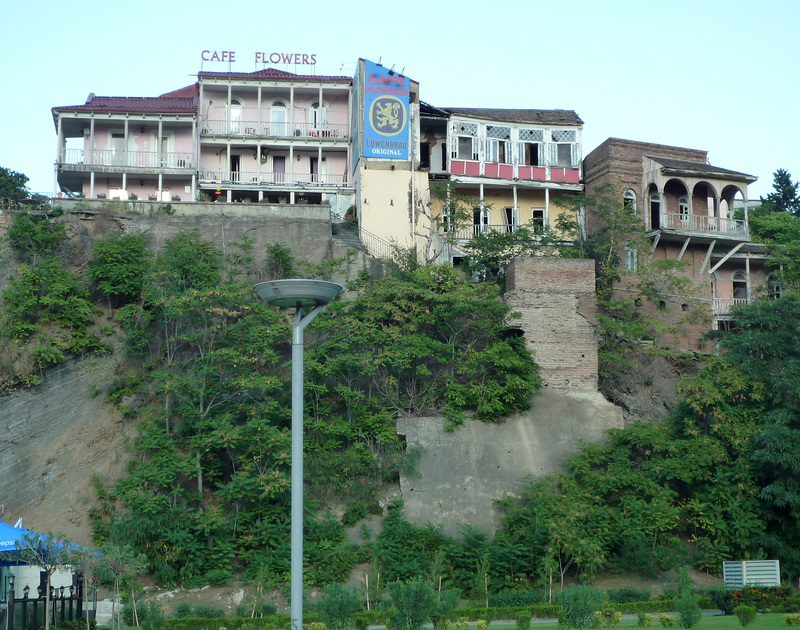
[2, 0, 798, 198]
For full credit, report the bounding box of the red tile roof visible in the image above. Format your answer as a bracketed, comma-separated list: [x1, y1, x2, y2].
[53, 93, 197, 114]
[441, 108, 583, 126]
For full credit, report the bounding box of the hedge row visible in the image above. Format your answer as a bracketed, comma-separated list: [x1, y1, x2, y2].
[163, 597, 697, 630]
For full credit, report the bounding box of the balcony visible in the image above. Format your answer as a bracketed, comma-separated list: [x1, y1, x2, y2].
[59, 149, 193, 170]
[660, 212, 748, 237]
[200, 120, 350, 140]
[439, 223, 538, 241]
[712, 297, 750, 315]
[449, 160, 580, 184]
[198, 169, 349, 186]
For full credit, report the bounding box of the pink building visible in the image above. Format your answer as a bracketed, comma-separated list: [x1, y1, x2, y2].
[52, 69, 355, 212]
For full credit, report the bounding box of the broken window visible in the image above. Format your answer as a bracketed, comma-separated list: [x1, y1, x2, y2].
[550, 129, 578, 168]
[679, 196, 690, 225]
[485, 125, 511, 163]
[519, 129, 544, 166]
[452, 122, 478, 160]
[532, 208, 545, 233]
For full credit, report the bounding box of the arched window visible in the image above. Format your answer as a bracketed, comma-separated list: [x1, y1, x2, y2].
[270, 100, 287, 136]
[768, 275, 783, 300]
[310, 100, 328, 131]
[226, 97, 243, 134]
[623, 189, 637, 214]
[649, 190, 661, 229]
[679, 195, 690, 226]
[732, 270, 749, 304]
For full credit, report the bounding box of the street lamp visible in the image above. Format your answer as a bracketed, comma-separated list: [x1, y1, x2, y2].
[253, 279, 343, 630]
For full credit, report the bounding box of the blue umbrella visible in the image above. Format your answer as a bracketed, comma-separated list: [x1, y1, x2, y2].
[0, 520, 33, 553]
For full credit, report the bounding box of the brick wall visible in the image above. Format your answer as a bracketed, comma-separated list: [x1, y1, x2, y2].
[505, 258, 598, 390]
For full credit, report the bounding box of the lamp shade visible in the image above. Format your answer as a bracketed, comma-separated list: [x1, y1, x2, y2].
[253, 279, 342, 309]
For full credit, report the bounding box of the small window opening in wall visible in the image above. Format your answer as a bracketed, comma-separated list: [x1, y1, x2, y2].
[634, 298, 643, 307]
[441, 143, 447, 170]
[681, 303, 689, 312]
[658, 300, 667, 309]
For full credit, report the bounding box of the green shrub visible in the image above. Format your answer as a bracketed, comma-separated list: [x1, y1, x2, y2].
[556, 585, 607, 629]
[175, 602, 192, 619]
[318, 583, 363, 630]
[785, 613, 800, 625]
[734, 605, 757, 627]
[193, 604, 226, 619]
[637, 613, 653, 628]
[658, 615, 674, 627]
[707, 589, 736, 615]
[515, 612, 532, 630]
[733, 586, 792, 611]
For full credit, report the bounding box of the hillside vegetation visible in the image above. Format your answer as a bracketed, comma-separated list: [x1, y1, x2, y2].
[2, 182, 800, 597]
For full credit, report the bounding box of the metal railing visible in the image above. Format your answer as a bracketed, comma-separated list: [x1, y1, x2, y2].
[200, 120, 350, 139]
[59, 148, 193, 169]
[198, 170, 348, 185]
[660, 212, 748, 236]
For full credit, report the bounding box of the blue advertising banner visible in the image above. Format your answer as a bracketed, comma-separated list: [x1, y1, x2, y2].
[362, 59, 409, 160]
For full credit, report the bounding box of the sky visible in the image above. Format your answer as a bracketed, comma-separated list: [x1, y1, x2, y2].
[2, 0, 799, 199]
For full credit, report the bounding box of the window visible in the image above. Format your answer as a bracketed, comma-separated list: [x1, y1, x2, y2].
[457, 136, 477, 160]
[420, 143, 430, 169]
[271, 100, 287, 136]
[503, 207, 517, 233]
[768, 275, 783, 299]
[732, 270, 749, 302]
[679, 196, 690, 225]
[623, 189, 637, 214]
[624, 244, 638, 272]
[519, 129, 544, 166]
[532, 208, 545, 233]
[473, 206, 489, 235]
[310, 100, 327, 130]
[452, 122, 478, 160]
[485, 125, 510, 164]
[227, 97, 243, 134]
[551, 129, 578, 168]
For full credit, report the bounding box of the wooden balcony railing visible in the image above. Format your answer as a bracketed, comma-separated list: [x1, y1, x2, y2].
[200, 120, 350, 139]
[198, 169, 348, 185]
[660, 212, 748, 237]
[59, 148, 193, 169]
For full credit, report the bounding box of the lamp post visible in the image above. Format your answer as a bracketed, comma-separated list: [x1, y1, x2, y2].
[253, 279, 342, 630]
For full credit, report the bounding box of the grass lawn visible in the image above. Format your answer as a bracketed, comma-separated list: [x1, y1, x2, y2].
[480, 613, 791, 630]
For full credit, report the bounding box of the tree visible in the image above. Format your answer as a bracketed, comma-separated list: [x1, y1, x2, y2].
[94, 545, 147, 630]
[14, 532, 79, 630]
[0, 166, 30, 201]
[7, 212, 68, 262]
[317, 583, 363, 630]
[89, 232, 152, 306]
[710, 294, 800, 573]
[387, 578, 438, 630]
[759, 169, 800, 216]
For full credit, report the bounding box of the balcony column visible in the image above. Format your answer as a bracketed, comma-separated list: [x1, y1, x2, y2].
[56, 116, 64, 166]
[545, 187, 550, 224]
[124, 119, 129, 167]
[90, 172, 95, 199]
[89, 118, 95, 165]
[746, 257, 751, 301]
[257, 86, 262, 133]
[290, 87, 295, 132]
[227, 84, 233, 130]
